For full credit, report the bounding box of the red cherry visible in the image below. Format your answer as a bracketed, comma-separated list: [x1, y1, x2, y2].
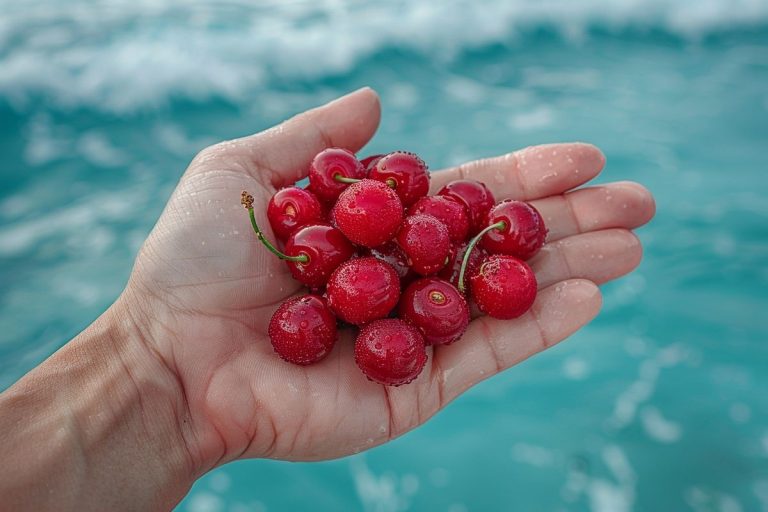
[470, 255, 537, 319]
[326, 257, 400, 325]
[399, 277, 469, 345]
[439, 241, 488, 292]
[480, 200, 547, 260]
[283, 225, 355, 288]
[354, 318, 427, 386]
[396, 214, 451, 276]
[267, 186, 324, 241]
[363, 241, 418, 287]
[369, 151, 430, 207]
[332, 179, 404, 248]
[408, 195, 470, 243]
[360, 154, 384, 174]
[268, 295, 337, 365]
[437, 179, 496, 235]
[309, 147, 365, 202]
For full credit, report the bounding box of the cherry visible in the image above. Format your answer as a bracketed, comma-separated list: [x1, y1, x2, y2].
[480, 200, 547, 260]
[396, 214, 451, 276]
[363, 241, 417, 287]
[284, 224, 355, 288]
[399, 277, 469, 345]
[308, 147, 365, 202]
[439, 240, 488, 292]
[332, 179, 404, 248]
[437, 179, 496, 235]
[268, 295, 338, 365]
[408, 195, 470, 243]
[470, 255, 537, 319]
[267, 186, 324, 241]
[242, 192, 353, 288]
[326, 257, 400, 325]
[360, 154, 384, 174]
[354, 318, 427, 386]
[369, 151, 430, 207]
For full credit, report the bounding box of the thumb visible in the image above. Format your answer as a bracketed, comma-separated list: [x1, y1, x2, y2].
[200, 87, 382, 187]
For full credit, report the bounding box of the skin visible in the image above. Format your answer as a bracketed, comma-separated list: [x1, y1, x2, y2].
[0, 87, 655, 510]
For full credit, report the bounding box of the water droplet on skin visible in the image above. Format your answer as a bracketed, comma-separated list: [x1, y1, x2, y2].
[547, 162, 553, 168]
[201, 241, 206, 246]
[567, 156, 574, 164]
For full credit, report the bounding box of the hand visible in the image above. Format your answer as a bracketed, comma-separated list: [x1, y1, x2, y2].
[121, 87, 655, 474]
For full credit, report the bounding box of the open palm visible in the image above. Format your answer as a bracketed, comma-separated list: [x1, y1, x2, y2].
[124, 88, 655, 474]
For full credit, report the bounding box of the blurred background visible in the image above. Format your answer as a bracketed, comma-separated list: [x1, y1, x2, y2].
[1, 0, 767, 510]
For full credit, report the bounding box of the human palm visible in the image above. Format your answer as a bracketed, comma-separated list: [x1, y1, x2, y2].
[123, 88, 654, 474]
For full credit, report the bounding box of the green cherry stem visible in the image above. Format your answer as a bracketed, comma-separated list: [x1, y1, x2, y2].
[241, 191, 309, 263]
[457, 220, 506, 293]
[333, 173, 397, 189]
[333, 174, 361, 184]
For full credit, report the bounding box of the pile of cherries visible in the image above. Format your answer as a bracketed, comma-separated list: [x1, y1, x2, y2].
[241, 148, 547, 386]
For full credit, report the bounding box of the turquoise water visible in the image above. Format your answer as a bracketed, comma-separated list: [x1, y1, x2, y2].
[1, 1, 768, 510]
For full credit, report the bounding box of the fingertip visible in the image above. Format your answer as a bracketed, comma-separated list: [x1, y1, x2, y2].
[613, 181, 656, 225]
[570, 142, 606, 175]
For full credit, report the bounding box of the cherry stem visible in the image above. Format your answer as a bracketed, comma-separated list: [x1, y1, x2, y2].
[242, 191, 309, 263]
[333, 174, 361, 184]
[457, 220, 506, 293]
[333, 173, 396, 189]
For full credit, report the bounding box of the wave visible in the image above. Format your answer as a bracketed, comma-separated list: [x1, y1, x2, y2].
[1, 0, 767, 112]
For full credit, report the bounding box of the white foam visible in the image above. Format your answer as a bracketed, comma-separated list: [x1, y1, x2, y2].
[640, 406, 683, 443]
[185, 491, 224, 512]
[350, 456, 413, 512]
[511, 442, 557, 467]
[1, 0, 766, 113]
[562, 356, 590, 380]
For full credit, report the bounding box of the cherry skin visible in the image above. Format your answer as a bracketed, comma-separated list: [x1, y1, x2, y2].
[369, 151, 430, 207]
[360, 154, 384, 174]
[439, 241, 488, 293]
[408, 195, 470, 243]
[283, 224, 355, 288]
[332, 179, 404, 248]
[396, 214, 451, 276]
[437, 179, 496, 235]
[268, 295, 338, 365]
[308, 147, 365, 202]
[326, 257, 400, 325]
[470, 254, 537, 319]
[399, 277, 469, 345]
[480, 200, 547, 260]
[362, 241, 418, 287]
[267, 186, 324, 241]
[354, 318, 428, 386]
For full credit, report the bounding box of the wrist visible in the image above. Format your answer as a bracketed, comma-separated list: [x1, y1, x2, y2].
[0, 297, 199, 510]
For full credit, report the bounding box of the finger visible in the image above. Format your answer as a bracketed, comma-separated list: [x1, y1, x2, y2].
[431, 279, 602, 405]
[531, 181, 656, 242]
[193, 87, 381, 187]
[530, 229, 642, 289]
[429, 143, 605, 200]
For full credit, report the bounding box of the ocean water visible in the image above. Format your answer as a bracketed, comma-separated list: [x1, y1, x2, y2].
[1, 1, 768, 510]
